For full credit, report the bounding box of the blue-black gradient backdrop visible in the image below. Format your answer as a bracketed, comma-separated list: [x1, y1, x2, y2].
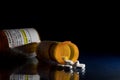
[0, 6, 120, 80]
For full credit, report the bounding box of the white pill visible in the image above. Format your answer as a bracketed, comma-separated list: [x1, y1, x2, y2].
[64, 65, 73, 69]
[65, 60, 74, 65]
[57, 64, 65, 67]
[77, 63, 85, 68]
[76, 60, 80, 64]
[75, 61, 85, 68]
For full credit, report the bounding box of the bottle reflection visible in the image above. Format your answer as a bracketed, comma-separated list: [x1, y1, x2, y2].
[0, 53, 27, 80]
[38, 61, 80, 80]
[51, 70, 79, 80]
[9, 57, 40, 80]
[1, 57, 80, 80]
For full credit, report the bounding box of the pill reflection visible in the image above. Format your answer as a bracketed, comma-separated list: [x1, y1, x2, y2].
[38, 61, 80, 80]
[7, 57, 80, 80]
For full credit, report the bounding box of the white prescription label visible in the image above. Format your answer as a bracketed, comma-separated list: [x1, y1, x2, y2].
[10, 74, 40, 80]
[4, 28, 40, 48]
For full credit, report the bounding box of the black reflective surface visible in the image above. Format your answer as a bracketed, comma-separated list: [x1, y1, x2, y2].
[1, 52, 120, 80]
[0, 55, 81, 80]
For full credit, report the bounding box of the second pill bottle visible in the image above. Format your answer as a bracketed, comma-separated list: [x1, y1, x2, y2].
[36, 41, 79, 64]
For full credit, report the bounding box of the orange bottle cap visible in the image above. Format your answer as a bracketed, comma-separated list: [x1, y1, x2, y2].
[52, 42, 71, 64]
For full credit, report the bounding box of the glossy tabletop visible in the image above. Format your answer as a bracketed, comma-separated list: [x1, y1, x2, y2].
[0, 52, 120, 80]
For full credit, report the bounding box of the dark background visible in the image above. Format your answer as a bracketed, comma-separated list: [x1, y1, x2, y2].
[0, 3, 120, 80]
[0, 6, 119, 56]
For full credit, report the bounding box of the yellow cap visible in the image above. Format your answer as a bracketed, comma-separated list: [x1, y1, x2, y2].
[63, 41, 79, 63]
[51, 42, 71, 64]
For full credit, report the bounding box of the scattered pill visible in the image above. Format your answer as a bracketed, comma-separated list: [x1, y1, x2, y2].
[57, 60, 86, 74]
[65, 60, 74, 65]
[64, 65, 73, 69]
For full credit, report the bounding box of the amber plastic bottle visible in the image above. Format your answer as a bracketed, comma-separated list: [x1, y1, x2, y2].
[0, 28, 41, 52]
[36, 41, 79, 64]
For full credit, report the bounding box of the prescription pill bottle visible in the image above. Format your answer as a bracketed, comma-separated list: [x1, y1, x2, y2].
[0, 28, 41, 52]
[36, 41, 79, 64]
